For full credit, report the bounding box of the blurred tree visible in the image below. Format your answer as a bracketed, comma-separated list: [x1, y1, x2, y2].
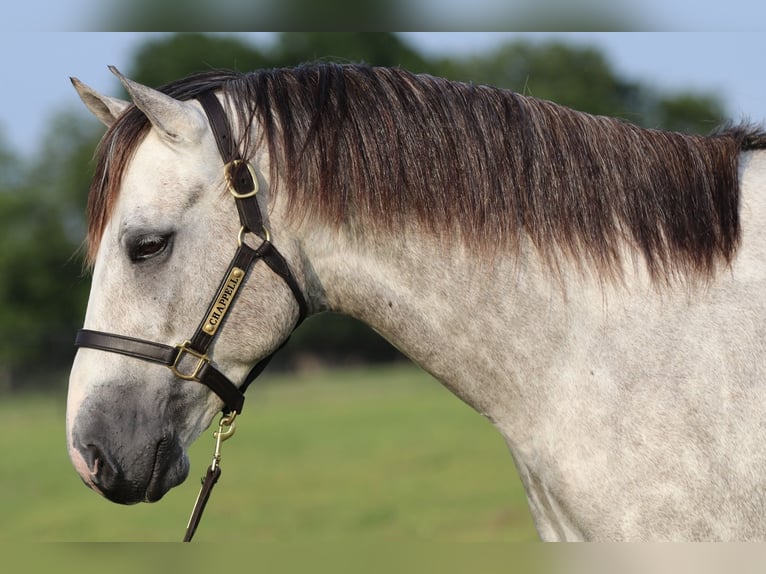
[272, 32, 430, 71]
[444, 40, 637, 116]
[0, 33, 734, 391]
[93, 0, 407, 32]
[128, 33, 273, 88]
[652, 92, 727, 134]
[92, 0, 651, 32]
[434, 40, 725, 134]
[0, 191, 88, 390]
[0, 128, 24, 193]
[0, 113, 98, 391]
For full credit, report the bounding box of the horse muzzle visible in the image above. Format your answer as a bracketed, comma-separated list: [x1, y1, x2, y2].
[74, 435, 188, 504]
[68, 398, 190, 504]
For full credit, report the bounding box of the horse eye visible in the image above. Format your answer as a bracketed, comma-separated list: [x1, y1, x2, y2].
[128, 233, 173, 263]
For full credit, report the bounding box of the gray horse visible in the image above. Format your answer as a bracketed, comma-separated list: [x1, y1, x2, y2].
[67, 64, 766, 540]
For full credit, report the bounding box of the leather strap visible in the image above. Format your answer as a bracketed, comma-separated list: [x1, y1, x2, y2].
[197, 91, 237, 163]
[188, 242, 261, 353]
[197, 91, 266, 236]
[256, 241, 308, 321]
[75, 329, 176, 364]
[182, 464, 221, 542]
[76, 329, 246, 414]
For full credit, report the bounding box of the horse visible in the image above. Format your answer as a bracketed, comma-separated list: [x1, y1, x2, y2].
[66, 62, 766, 541]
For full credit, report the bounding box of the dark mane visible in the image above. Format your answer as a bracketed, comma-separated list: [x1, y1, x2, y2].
[88, 63, 766, 282]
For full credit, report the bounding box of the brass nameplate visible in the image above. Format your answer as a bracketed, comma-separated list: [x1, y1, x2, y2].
[202, 267, 245, 336]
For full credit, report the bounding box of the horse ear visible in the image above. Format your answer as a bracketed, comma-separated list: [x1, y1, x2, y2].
[108, 66, 207, 146]
[70, 77, 130, 128]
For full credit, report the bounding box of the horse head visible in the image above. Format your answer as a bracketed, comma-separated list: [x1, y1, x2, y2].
[66, 69, 305, 504]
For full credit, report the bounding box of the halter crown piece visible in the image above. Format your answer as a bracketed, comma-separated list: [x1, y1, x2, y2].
[74, 90, 308, 541]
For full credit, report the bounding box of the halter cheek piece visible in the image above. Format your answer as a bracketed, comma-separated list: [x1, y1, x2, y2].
[74, 91, 307, 415]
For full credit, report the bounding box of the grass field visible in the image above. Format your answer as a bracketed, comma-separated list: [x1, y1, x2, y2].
[0, 364, 537, 542]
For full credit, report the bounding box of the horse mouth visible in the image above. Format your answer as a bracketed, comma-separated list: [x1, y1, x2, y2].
[144, 437, 189, 503]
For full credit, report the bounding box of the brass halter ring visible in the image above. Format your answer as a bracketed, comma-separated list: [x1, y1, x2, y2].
[237, 225, 271, 247]
[224, 159, 259, 199]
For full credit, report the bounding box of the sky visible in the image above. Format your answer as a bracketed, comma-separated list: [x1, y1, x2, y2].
[2, 32, 766, 158]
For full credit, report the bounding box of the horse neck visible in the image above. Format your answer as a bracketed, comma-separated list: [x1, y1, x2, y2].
[298, 223, 574, 422]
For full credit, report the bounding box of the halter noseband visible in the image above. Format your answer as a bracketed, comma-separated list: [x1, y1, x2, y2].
[75, 90, 307, 415]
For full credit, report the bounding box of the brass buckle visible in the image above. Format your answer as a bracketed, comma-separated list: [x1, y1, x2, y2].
[224, 159, 258, 199]
[171, 341, 209, 381]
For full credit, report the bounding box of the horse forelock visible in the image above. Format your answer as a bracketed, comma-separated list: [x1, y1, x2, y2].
[87, 115, 142, 267]
[86, 63, 766, 283]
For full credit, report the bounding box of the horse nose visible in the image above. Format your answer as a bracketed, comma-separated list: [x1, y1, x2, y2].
[71, 434, 145, 504]
[73, 438, 155, 504]
[70, 426, 190, 505]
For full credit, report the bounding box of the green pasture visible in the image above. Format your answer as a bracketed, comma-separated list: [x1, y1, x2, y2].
[0, 364, 536, 542]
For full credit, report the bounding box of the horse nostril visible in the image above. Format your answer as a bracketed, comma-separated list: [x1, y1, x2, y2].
[80, 443, 117, 488]
[81, 444, 101, 474]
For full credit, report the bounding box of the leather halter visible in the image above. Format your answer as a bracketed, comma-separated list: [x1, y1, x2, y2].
[75, 90, 307, 415]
